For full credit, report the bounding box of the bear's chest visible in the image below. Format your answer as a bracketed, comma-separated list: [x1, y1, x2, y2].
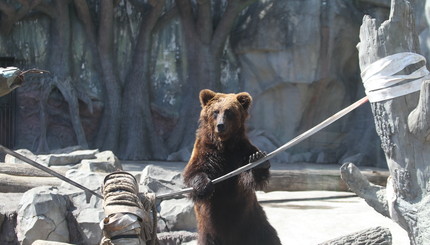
[205, 150, 247, 176]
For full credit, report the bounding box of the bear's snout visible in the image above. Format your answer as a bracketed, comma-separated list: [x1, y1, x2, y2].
[215, 113, 226, 133]
[216, 123, 225, 132]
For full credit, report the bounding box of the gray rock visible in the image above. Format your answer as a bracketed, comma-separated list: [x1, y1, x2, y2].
[139, 164, 185, 195]
[167, 147, 192, 162]
[32, 240, 74, 245]
[49, 145, 85, 154]
[0, 213, 4, 231]
[158, 231, 198, 245]
[290, 152, 313, 163]
[63, 171, 104, 245]
[61, 169, 105, 194]
[159, 198, 196, 232]
[16, 187, 70, 245]
[41, 149, 99, 166]
[5, 149, 45, 165]
[73, 208, 104, 245]
[248, 130, 290, 164]
[77, 150, 122, 172]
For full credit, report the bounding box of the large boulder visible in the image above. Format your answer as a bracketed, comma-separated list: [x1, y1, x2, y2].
[158, 198, 196, 232]
[4, 149, 41, 165]
[139, 165, 197, 233]
[139, 164, 185, 195]
[16, 187, 70, 245]
[77, 150, 122, 172]
[40, 149, 99, 166]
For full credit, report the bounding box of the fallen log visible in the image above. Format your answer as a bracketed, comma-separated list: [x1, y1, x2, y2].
[0, 163, 68, 177]
[319, 226, 392, 245]
[0, 173, 61, 193]
[266, 166, 389, 192]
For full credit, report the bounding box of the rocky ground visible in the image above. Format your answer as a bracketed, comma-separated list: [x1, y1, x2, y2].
[0, 148, 410, 244]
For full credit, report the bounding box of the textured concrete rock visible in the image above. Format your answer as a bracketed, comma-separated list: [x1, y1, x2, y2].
[158, 231, 198, 245]
[77, 150, 122, 172]
[5, 149, 44, 165]
[167, 147, 192, 162]
[73, 208, 104, 245]
[0, 213, 4, 231]
[158, 198, 196, 232]
[41, 149, 99, 166]
[32, 240, 74, 245]
[248, 130, 290, 164]
[61, 169, 105, 193]
[16, 187, 70, 245]
[63, 172, 104, 245]
[139, 164, 185, 195]
[138, 165, 196, 233]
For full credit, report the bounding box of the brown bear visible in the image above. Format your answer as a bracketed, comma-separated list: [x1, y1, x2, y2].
[183, 89, 281, 245]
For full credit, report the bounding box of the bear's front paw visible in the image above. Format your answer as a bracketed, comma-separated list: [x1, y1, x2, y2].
[249, 151, 270, 169]
[191, 174, 214, 200]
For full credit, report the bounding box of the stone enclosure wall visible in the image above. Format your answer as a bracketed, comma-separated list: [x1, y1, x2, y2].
[0, 0, 430, 166]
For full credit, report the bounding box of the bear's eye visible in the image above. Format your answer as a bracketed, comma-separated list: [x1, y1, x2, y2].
[224, 109, 233, 119]
[213, 110, 219, 118]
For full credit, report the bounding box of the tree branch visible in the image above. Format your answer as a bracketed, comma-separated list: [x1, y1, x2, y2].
[73, 0, 97, 45]
[196, 0, 212, 44]
[175, 0, 197, 40]
[0, 0, 31, 34]
[212, 0, 256, 54]
[340, 163, 390, 218]
[34, 2, 57, 18]
[408, 80, 430, 142]
[98, 0, 114, 54]
[153, 4, 178, 33]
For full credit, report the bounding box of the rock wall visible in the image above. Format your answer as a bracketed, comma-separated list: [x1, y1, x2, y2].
[235, 0, 385, 166]
[0, 0, 430, 166]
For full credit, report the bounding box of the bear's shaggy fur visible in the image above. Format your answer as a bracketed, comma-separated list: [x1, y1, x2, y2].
[183, 89, 281, 245]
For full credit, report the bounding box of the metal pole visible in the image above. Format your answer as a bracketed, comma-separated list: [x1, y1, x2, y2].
[0, 145, 103, 201]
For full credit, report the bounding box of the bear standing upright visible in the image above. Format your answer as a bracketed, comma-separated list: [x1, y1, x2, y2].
[183, 89, 281, 245]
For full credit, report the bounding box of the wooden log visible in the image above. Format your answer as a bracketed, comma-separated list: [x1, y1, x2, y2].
[266, 166, 389, 192]
[0, 163, 68, 177]
[0, 173, 61, 193]
[319, 226, 392, 245]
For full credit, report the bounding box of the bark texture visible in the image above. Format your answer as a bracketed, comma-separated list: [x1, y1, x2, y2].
[341, 0, 430, 243]
[319, 226, 392, 245]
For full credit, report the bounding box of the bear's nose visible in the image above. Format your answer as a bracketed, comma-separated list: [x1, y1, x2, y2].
[217, 123, 225, 132]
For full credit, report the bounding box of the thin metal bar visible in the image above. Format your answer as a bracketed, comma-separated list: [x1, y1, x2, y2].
[0, 145, 103, 200]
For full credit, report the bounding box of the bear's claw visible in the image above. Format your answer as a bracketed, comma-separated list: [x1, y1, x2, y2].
[249, 151, 270, 169]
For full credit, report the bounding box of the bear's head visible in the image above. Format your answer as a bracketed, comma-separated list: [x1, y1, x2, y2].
[199, 89, 252, 141]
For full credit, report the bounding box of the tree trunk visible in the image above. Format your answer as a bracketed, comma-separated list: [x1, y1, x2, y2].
[167, 0, 255, 151]
[36, 1, 89, 151]
[341, 0, 430, 243]
[0, 163, 67, 177]
[119, 1, 167, 160]
[319, 226, 392, 245]
[0, 173, 61, 192]
[166, 43, 222, 151]
[94, 0, 122, 153]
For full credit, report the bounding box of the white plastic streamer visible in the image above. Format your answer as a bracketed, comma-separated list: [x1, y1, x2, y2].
[361, 52, 429, 102]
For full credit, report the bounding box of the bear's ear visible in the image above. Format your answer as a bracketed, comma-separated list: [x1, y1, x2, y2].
[199, 89, 217, 107]
[236, 92, 252, 111]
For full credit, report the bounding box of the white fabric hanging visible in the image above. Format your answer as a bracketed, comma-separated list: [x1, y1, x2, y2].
[361, 52, 429, 102]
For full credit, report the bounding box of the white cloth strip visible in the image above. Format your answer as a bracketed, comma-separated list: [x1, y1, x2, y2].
[361, 52, 429, 102]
